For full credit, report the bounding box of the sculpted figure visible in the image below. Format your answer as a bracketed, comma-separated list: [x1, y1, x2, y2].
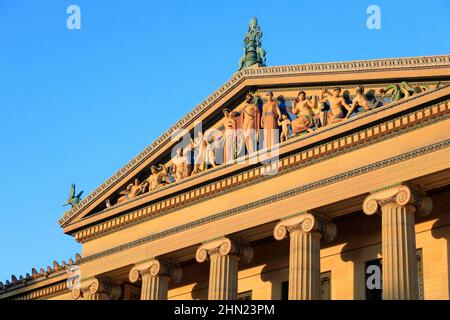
[146, 165, 161, 191]
[63, 184, 83, 208]
[415, 81, 441, 93]
[223, 109, 239, 163]
[158, 164, 174, 184]
[278, 114, 291, 142]
[291, 91, 316, 134]
[320, 87, 351, 124]
[346, 85, 380, 118]
[142, 165, 169, 191]
[191, 129, 218, 174]
[191, 131, 206, 174]
[398, 82, 416, 99]
[380, 83, 402, 102]
[117, 178, 144, 204]
[260, 91, 282, 149]
[172, 147, 191, 181]
[241, 92, 260, 154]
[380, 81, 418, 103]
[203, 129, 218, 169]
[311, 95, 327, 128]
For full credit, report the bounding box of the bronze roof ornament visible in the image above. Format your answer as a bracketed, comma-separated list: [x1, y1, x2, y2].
[238, 17, 267, 70]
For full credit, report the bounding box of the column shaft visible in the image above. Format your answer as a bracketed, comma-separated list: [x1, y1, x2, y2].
[274, 212, 336, 300]
[208, 253, 239, 300]
[381, 203, 418, 300]
[196, 237, 253, 300]
[88, 293, 111, 300]
[363, 183, 432, 300]
[288, 230, 321, 300]
[141, 273, 169, 300]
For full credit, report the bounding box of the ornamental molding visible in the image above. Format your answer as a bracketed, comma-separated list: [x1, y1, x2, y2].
[73, 98, 450, 243]
[12, 281, 69, 300]
[239, 55, 450, 76]
[59, 54, 450, 227]
[77, 138, 450, 265]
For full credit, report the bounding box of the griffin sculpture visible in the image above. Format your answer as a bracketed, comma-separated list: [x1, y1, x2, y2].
[63, 183, 83, 208]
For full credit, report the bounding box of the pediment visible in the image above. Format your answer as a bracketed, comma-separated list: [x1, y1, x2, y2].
[59, 55, 450, 234]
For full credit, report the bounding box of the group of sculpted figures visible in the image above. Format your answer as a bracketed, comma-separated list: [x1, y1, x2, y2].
[106, 81, 439, 208]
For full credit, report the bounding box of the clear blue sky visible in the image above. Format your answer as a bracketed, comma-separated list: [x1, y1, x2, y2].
[0, 0, 449, 282]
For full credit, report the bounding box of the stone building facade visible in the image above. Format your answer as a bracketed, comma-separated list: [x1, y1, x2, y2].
[1, 53, 450, 300]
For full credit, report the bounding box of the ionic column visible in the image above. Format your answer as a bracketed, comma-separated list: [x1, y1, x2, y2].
[129, 259, 182, 300]
[274, 212, 336, 300]
[71, 277, 122, 300]
[363, 183, 432, 300]
[196, 237, 253, 300]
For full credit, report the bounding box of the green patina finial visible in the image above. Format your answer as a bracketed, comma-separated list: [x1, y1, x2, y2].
[238, 17, 267, 70]
[63, 183, 83, 208]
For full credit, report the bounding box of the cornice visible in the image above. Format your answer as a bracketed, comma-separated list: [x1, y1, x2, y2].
[59, 54, 450, 227]
[78, 138, 450, 265]
[240, 55, 450, 77]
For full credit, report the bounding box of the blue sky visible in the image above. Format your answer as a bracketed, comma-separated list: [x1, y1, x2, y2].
[0, 0, 449, 282]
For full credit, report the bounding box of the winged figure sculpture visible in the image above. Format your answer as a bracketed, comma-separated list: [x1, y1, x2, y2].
[63, 183, 83, 208]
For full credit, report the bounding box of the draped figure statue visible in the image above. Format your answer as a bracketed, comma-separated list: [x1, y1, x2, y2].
[223, 109, 238, 163]
[260, 91, 281, 149]
[240, 92, 260, 154]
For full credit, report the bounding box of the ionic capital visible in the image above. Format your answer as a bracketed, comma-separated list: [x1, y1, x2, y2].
[71, 277, 121, 300]
[273, 211, 337, 241]
[71, 286, 85, 300]
[195, 237, 253, 264]
[363, 183, 432, 216]
[129, 259, 182, 284]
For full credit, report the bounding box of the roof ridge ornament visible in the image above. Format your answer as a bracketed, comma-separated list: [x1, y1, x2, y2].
[0, 253, 82, 291]
[238, 17, 266, 70]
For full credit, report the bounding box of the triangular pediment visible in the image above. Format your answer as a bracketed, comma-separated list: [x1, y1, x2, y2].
[59, 54, 450, 233]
